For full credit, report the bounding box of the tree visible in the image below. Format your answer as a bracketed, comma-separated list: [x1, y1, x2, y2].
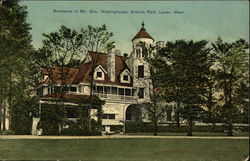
[0, 0, 33, 131]
[139, 42, 169, 135]
[37, 25, 83, 132]
[159, 40, 211, 136]
[212, 37, 249, 136]
[35, 24, 113, 134]
[79, 24, 114, 132]
[203, 53, 217, 123]
[80, 24, 114, 53]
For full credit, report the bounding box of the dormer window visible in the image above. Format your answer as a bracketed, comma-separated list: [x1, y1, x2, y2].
[94, 65, 107, 80]
[123, 75, 128, 81]
[120, 69, 132, 83]
[97, 72, 102, 78]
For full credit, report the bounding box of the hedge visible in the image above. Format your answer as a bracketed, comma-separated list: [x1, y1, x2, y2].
[125, 122, 249, 133]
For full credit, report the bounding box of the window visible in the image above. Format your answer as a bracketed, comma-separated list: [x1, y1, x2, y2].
[97, 86, 103, 93]
[36, 88, 43, 96]
[66, 107, 77, 118]
[138, 88, 144, 99]
[70, 87, 77, 92]
[104, 86, 110, 94]
[97, 71, 102, 78]
[79, 86, 83, 93]
[102, 114, 108, 119]
[47, 87, 51, 94]
[123, 75, 128, 81]
[109, 114, 115, 119]
[54, 86, 60, 93]
[125, 88, 131, 96]
[118, 88, 125, 95]
[102, 114, 115, 119]
[62, 86, 69, 93]
[136, 49, 140, 58]
[138, 65, 144, 78]
[111, 87, 117, 94]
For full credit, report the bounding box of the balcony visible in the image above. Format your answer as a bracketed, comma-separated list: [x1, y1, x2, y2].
[93, 92, 137, 103]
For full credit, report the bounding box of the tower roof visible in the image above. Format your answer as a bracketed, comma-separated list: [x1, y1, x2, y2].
[132, 22, 154, 41]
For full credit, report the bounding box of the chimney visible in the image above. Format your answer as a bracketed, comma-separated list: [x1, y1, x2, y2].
[114, 49, 121, 56]
[123, 53, 128, 57]
[108, 48, 116, 82]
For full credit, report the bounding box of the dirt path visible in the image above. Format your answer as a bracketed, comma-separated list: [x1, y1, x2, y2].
[0, 135, 248, 139]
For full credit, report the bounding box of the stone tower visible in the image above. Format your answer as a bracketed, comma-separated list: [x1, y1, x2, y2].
[131, 22, 154, 103]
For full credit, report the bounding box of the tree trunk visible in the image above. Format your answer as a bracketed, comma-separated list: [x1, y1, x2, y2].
[3, 106, 6, 130]
[227, 122, 233, 136]
[88, 76, 94, 133]
[88, 108, 92, 133]
[187, 119, 193, 136]
[176, 100, 180, 128]
[153, 120, 158, 136]
[176, 110, 180, 128]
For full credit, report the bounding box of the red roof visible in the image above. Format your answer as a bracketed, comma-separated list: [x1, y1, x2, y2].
[43, 67, 79, 84]
[42, 52, 133, 87]
[132, 26, 154, 41]
[73, 52, 133, 86]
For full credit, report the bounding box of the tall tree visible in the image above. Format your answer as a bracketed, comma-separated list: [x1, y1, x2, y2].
[79, 24, 114, 132]
[37, 25, 83, 132]
[160, 40, 211, 136]
[139, 42, 170, 135]
[212, 37, 249, 136]
[80, 24, 114, 53]
[0, 0, 33, 131]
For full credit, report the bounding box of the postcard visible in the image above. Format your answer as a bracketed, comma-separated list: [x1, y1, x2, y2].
[0, 0, 249, 161]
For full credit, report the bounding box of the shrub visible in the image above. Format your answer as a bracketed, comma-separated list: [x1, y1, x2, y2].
[40, 103, 61, 135]
[110, 125, 123, 133]
[0, 130, 15, 135]
[10, 97, 38, 135]
[60, 119, 101, 136]
[125, 122, 248, 133]
[60, 128, 100, 136]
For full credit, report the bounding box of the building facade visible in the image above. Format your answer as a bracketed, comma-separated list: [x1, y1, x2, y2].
[36, 23, 166, 133]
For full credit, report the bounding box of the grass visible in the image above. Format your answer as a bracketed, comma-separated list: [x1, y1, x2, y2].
[0, 138, 248, 161]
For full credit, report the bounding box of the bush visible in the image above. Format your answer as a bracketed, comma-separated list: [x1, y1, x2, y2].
[40, 104, 61, 135]
[10, 98, 38, 135]
[125, 122, 153, 133]
[61, 128, 100, 136]
[60, 119, 101, 136]
[125, 122, 248, 133]
[110, 125, 123, 133]
[0, 130, 15, 135]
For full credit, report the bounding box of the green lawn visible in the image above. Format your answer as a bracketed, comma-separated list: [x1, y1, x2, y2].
[0, 138, 248, 161]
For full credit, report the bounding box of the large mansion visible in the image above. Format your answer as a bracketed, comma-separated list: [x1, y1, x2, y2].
[1, 23, 170, 133]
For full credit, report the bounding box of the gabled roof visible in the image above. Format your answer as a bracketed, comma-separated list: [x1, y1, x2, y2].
[73, 52, 133, 86]
[43, 67, 79, 85]
[120, 68, 132, 76]
[42, 51, 133, 87]
[95, 64, 108, 74]
[132, 23, 154, 41]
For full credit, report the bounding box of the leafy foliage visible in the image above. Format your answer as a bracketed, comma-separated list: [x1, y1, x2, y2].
[212, 37, 249, 135]
[0, 0, 34, 132]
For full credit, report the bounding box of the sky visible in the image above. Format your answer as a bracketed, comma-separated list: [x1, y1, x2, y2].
[21, 1, 249, 55]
